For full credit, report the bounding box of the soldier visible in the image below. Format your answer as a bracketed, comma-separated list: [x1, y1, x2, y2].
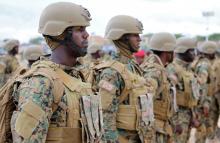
[192, 41, 218, 143]
[23, 45, 44, 67]
[0, 39, 20, 87]
[166, 37, 200, 143]
[140, 32, 176, 143]
[82, 35, 105, 65]
[91, 15, 155, 142]
[9, 2, 103, 143]
[213, 46, 220, 141]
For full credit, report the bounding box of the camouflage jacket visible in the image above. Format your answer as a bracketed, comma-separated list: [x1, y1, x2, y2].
[92, 51, 143, 142]
[141, 54, 174, 135]
[166, 58, 200, 108]
[0, 54, 19, 87]
[11, 59, 86, 143]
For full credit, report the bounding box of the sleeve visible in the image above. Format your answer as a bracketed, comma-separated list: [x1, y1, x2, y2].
[166, 64, 179, 86]
[195, 62, 209, 85]
[11, 75, 53, 143]
[97, 68, 124, 142]
[142, 67, 160, 98]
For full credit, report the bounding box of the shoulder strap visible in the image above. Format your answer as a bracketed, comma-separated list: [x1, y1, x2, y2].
[19, 62, 65, 111]
[94, 60, 133, 103]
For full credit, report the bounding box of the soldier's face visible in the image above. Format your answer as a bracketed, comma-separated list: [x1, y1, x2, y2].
[186, 49, 195, 62]
[72, 26, 89, 49]
[128, 34, 141, 52]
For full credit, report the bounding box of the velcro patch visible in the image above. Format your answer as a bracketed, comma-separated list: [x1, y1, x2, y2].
[98, 80, 116, 93]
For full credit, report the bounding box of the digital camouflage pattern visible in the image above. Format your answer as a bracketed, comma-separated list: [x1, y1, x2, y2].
[0, 54, 19, 88]
[10, 59, 86, 143]
[93, 49, 154, 143]
[167, 58, 199, 143]
[141, 54, 174, 143]
[193, 57, 218, 143]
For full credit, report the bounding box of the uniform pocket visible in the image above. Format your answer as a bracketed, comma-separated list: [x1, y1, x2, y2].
[15, 100, 45, 139]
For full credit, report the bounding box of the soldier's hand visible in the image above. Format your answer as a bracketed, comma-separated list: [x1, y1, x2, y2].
[174, 124, 183, 135]
[203, 106, 209, 117]
[191, 118, 200, 128]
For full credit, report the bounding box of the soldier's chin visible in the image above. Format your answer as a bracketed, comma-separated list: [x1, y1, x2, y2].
[79, 48, 87, 57]
[133, 47, 139, 53]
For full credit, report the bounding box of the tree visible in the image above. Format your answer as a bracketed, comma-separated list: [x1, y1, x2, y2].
[29, 36, 44, 44]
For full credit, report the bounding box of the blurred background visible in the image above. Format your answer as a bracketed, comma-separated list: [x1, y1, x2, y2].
[0, 0, 220, 53]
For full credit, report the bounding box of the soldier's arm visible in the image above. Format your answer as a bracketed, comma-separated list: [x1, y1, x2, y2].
[195, 63, 209, 85]
[166, 64, 179, 86]
[11, 75, 53, 143]
[143, 67, 160, 98]
[97, 68, 124, 142]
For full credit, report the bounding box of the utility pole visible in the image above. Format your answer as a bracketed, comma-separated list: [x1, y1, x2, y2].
[202, 11, 214, 41]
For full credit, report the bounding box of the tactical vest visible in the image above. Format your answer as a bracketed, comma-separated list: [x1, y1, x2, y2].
[141, 55, 173, 136]
[94, 60, 154, 136]
[172, 61, 197, 108]
[193, 58, 217, 96]
[213, 58, 220, 93]
[207, 61, 217, 96]
[9, 60, 103, 143]
[141, 55, 172, 121]
[0, 61, 6, 88]
[0, 66, 27, 143]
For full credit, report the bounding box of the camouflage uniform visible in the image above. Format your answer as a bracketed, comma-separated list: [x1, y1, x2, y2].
[167, 58, 198, 143]
[0, 39, 20, 88]
[9, 2, 102, 143]
[11, 59, 88, 143]
[167, 37, 200, 143]
[140, 32, 176, 143]
[192, 41, 218, 143]
[141, 54, 174, 143]
[92, 15, 154, 143]
[0, 54, 19, 87]
[213, 49, 220, 140]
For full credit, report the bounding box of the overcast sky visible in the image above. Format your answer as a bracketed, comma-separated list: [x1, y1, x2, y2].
[0, 0, 220, 42]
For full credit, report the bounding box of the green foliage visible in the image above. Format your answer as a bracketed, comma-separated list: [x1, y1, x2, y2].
[175, 33, 183, 39]
[196, 35, 205, 41]
[208, 33, 220, 41]
[29, 36, 44, 44]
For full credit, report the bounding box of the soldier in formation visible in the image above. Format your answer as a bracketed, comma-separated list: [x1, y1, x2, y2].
[23, 45, 44, 67]
[0, 39, 20, 87]
[90, 15, 155, 143]
[192, 41, 218, 143]
[166, 37, 200, 143]
[1, 2, 103, 143]
[1, 1, 220, 143]
[140, 32, 176, 143]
